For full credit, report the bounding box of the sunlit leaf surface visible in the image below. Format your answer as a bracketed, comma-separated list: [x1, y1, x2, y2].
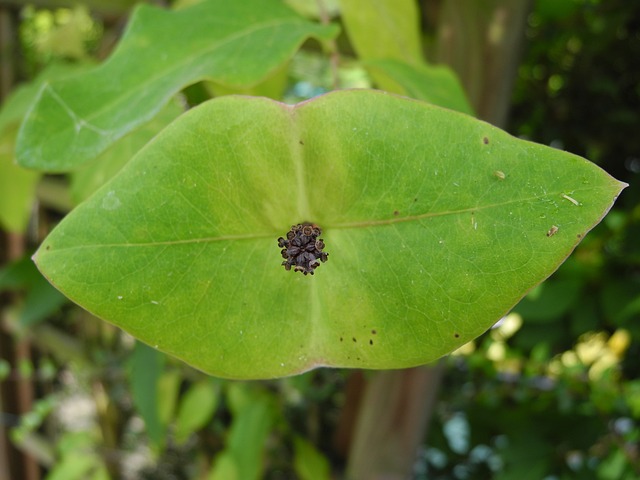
[16, 0, 338, 171]
[34, 90, 626, 378]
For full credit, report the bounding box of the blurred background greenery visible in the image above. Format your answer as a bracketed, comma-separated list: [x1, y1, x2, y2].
[0, 0, 638, 479]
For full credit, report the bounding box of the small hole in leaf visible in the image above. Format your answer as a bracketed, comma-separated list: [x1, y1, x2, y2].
[352, 337, 357, 343]
[454, 333, 460, 338]
[369, 339, 373, 345]
[45, 245, 50, 250]
[278, 223, 328, 275]
[393, 210, 399, 216]
[340, 337, 343, 342]
[483, 136, 489, 144]
[371, 329, 377, 335]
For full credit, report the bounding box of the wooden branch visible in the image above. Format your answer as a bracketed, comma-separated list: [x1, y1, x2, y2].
[345, 365, 443, 480]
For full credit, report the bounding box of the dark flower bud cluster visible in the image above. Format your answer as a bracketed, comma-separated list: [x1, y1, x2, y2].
[277, 223, 328, 275]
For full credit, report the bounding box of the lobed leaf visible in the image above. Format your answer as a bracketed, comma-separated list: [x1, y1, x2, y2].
[33, 90, 626, 379]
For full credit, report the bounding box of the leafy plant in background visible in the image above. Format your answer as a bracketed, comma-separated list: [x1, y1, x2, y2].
[0, 0, 637, 479]
[12, 0, 627, 378]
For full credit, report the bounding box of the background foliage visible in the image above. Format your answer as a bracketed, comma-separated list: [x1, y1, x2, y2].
[0, 0, 638, 479]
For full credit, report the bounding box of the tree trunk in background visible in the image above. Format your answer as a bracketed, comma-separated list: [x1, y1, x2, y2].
[436, 0, 533, 127]
[345, 366, 443, 480]
[343, 2, 532, 478]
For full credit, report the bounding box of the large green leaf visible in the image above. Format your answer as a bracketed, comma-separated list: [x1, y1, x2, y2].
[16, 0, 338, 172]
[33, 90, 625, 379]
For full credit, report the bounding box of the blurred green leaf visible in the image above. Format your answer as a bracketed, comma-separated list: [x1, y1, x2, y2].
[0, 360, 9, 380]
[174, 380, 219, 444]
[221, 386, 274, 480]
[623, 380, 640, 418]
[339, 0, 422, 65]
[536, 0, 580, 21]
[601, 279, 640, 328]
[0, 126, 39, 233]
[45, 456, 98, 480]
[0, 63, 91, 232]
[494, 431, 552, 480]
[157, 370, 182, 425]
[0, 63, 89, 136]
[16, 0, 339, 171]
[46, 431, 107, 480]
[206, 61, 290, 100]
[364, 58, 474, 114]
[0, 255, 67, 326]
[129, 341, 166, 446]
[515, 276, 584, 323]
[209, 452, 240, 480]
[293, 436, 331, 480]
[569, 295, 600, 337]
[597, 449, 631, 480]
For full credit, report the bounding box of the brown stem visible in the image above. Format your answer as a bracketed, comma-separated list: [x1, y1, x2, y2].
[1, 232, 41, 480]
[435, 0, 533, 127]
[345, 365, 444, 480]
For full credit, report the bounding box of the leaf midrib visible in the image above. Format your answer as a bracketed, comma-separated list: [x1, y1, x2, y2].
[42, 190, 593, 252]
